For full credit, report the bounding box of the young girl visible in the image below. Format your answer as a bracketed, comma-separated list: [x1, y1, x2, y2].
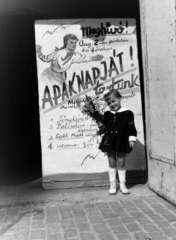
[99, 89, 137, 195]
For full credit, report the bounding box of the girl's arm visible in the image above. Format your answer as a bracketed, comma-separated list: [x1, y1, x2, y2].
[36, 45, 55, 62]
[128, 111, 137, 142]
[38, 51, 55, 62]
[72, 52, 92, 63]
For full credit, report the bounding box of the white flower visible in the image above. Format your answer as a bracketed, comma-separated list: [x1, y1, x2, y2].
[103, 89, 109, 97]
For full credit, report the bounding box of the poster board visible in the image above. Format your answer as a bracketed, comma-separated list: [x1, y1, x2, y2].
[35, 19, 146, 189]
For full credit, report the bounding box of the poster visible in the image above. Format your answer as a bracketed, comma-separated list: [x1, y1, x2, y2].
[35, 19, 145, 187]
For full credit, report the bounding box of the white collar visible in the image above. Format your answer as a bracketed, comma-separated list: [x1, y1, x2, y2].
[65, 48, 75, 53]
[109, 107, 128, 114]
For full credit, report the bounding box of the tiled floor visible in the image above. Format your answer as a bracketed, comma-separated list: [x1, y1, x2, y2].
[0, 168, 176, 240]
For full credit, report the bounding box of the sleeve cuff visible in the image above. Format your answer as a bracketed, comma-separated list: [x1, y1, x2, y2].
[129, 136, 136, 142]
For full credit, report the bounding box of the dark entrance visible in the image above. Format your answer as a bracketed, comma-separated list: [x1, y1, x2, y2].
[0, 0, 146, 186]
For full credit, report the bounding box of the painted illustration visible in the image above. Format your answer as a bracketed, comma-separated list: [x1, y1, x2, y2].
[36, 33, 103, 85]
[35, 19, 145, 185]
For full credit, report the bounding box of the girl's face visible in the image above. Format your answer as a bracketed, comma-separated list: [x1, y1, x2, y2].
[66, 39, 77, 51]
[106, 95, 121, 112]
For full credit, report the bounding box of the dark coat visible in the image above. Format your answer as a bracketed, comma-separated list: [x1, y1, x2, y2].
[99, 108, 137, 153]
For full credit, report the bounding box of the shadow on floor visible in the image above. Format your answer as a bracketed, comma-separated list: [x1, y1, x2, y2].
[0, 162, 42, 188]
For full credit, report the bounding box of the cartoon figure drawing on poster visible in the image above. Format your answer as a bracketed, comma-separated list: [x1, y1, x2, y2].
[36, 33, 103, 85]
[35, 19, 146, 187]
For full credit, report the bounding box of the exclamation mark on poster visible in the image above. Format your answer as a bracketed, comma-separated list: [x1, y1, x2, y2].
[130, 46, 134, 67]
[126, 21, 128, 33]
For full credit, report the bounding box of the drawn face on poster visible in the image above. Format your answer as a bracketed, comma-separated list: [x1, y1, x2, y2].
[35, 19, 145, 177]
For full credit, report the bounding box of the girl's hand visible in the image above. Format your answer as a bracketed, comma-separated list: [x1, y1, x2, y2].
[92, 54, 104, 61]
[129, 141, 135, 149]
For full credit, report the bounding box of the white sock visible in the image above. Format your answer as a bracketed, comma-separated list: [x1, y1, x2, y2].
[109, 168, 116, 182]
[118, 170, 126, 183]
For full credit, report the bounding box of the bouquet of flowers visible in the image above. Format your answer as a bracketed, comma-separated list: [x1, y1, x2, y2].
[77, 95, 108, 137]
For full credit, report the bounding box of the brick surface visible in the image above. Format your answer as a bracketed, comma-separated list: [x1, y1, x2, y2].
[106, 218, 122, 227]
[116, 234, 132, 239]
[60, 212, 73, 219]
[62, 218, 75, 228]
[71, 204, 83, 212]
[154, 208, 171, 215]
[121, 217, 135, 224]
[135, 217, 152, 225]
[96, 202, 109, 208]
[102, 212, 117, 219]
[47, 233, 62, 240]
[148, 232, 167, 240]
[148, 214, 164, 221]
[59, 206, 71, 213]
[88, 215, 105, 224]
[46, 208, 58, 216]
[120, 200, 136, 207]
[16, 217, 31, 227]
[143, 224, 160, 232]
[162, 228, 176, 237]
[14, 231, 30, 240]
[85, 207, 99, 215]
[115, 212, 129, 217]
[129, 211, 145, 219]
[31, 220, 45, 229]
[46, 223, 61, 234]
[72, 211, 85, 217]
[15, 225, 30, 233]
[82, 203, 96, 208]
[46, 217, 60, 224]
[79, 232, 96, 240]
[135, 203, 149, 209]
[162, 213, 176, 222]
[74, 215, 88, 223]
[124, 206, 138, 212]
[143, 198, 158, 205]
[126, 223, 141, 232]
[98, 233, 115, 240]
[93, 223, 109, 233]
[140, 208, 155, 215]
[133, 199, 144, 204]
[64, 228, 78, 239]
[133, 231, 150, 240]
[149, 203, 165, 209]
[108, 202, 121, 208]
[30, 230, 46, 239]
[111, 226, 128, 234]
[154, 220, 171, 228]
[77, 223, 90, 232]
[1, 183, 176, 240]
[32, 213, 45, 221]
[0, 235, 14, 240]
[111, 206, 124, 212]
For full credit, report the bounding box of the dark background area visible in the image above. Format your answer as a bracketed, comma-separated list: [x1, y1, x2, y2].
[0, 0, 144, 183]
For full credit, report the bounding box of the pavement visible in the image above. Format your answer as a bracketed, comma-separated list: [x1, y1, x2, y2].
[0, 175, 176, 240]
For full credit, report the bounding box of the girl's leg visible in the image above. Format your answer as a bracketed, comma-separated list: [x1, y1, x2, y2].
[116, 152, 130, 194]
[107, 151, 117, 195]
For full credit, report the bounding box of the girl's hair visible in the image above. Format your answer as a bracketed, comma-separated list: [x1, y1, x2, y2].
[59, 34, 79, 50]
[103, 89, 122, 102]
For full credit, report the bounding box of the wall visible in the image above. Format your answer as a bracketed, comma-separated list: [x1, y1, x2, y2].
[140, 0, 176, 204]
